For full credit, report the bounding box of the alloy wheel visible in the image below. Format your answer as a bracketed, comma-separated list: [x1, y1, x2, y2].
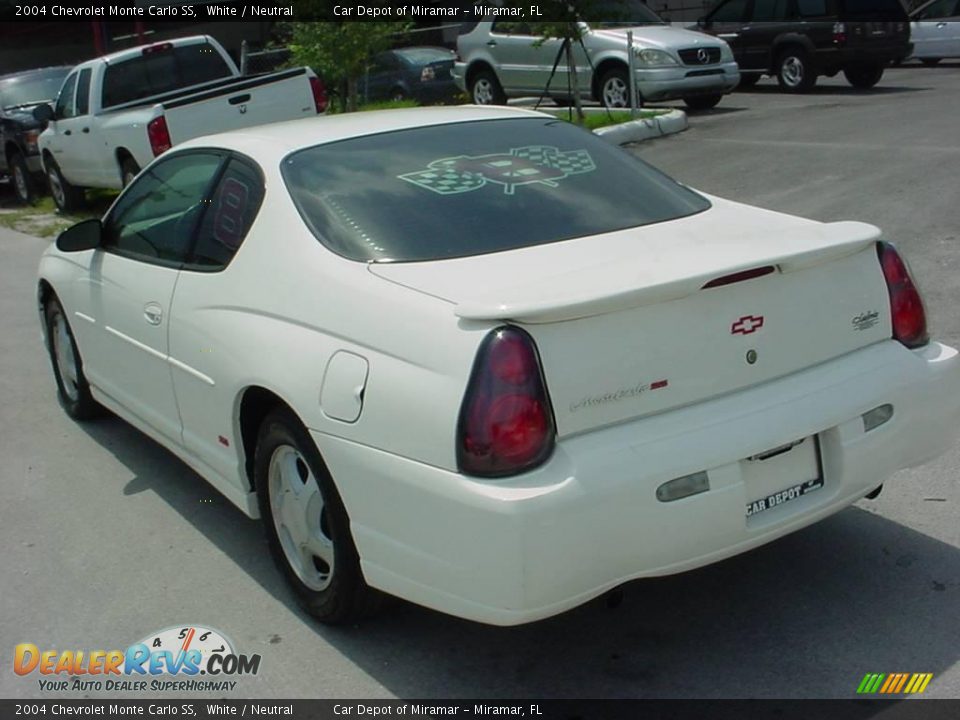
[268, 444, 335, 592]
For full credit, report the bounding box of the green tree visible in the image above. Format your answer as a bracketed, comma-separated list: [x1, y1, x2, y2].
[288, 22, 410, 112]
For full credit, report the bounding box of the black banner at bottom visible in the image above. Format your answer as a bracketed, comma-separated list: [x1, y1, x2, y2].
[3, 699, 960, 720]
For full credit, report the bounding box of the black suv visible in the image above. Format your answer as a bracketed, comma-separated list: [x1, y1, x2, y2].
[696, 0, 912, 92]
[0, 66, 71, 204]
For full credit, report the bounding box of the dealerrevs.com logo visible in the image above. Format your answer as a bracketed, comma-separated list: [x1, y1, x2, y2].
[14, 625, 261, 693]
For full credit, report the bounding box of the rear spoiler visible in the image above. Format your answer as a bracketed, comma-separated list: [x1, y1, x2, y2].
[454, 221, 881, 323]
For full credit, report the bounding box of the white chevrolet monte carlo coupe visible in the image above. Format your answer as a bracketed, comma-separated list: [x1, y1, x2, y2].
[38, 106, 960, 626]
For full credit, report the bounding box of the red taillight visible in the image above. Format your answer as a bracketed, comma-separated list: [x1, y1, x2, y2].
[146, 115, 171, 156]
[833, 22, 847, 45]
[877, 242, 928, 349]
[458, 327, 555, 477]
[309, 76, 328, 114]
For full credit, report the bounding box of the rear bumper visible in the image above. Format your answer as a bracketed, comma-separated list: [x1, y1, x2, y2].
[816, 43, 914, 70]
[314, 340, 960, 626]
[636, 62, 740, 101]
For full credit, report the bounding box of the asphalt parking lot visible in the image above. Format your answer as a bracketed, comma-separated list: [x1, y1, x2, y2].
[1, 63, 958, 701]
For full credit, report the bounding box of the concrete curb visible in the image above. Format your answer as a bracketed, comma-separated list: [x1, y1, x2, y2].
[593, 109, 689, 145]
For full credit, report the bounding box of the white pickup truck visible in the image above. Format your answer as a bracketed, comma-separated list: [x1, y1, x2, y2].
[35, 35, 327, 212]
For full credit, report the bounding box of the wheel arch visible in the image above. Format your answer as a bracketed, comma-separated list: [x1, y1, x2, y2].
[237, 385, 313, 492]
[37, 279, 57, 347]
[464, 60, 497, 89]
[591, 57, 629, 101]
[40, 148, 55, 173]
[116, 147, 137, 180]
[771, 35, 817, 70]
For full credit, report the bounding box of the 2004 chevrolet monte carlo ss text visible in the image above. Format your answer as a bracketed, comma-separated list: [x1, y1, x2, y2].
[37, 106, 960, 626]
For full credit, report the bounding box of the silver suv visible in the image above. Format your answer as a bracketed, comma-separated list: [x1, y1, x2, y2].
[454, 17, 740, 111]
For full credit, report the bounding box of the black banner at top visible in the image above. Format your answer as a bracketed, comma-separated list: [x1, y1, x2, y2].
[0, 0, 918, 23]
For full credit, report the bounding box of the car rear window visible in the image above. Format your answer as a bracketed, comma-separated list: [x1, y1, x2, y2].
[282, 117, 710, 263]
[102, 41, 232, 108]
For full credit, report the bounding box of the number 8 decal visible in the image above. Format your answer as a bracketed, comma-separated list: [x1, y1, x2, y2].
[212, 176, 250, 251]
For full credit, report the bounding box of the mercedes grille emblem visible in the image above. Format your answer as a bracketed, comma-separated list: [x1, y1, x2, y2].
[697, 48, 710, 64]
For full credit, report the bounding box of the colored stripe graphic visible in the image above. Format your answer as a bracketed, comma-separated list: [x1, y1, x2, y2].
[857, 673, 933, 694]
[879, 674, 897, 693]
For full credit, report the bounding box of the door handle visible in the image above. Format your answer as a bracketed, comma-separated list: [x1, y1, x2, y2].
[64, 129, 72, 135]
[486, 40, 498, 46]
[228, 93, 251, 105]
[143, 304, 163, 326]
[937, 22, 948, 28]
[81, 127, 89, 133]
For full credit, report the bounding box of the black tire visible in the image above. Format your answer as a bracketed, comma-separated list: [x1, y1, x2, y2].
[255, 407, 383, 624]
[737, 74, 761, 89]
[844, 63, 884, 89]
[599, 67, 631, 108]
[468, 69, 506, 105]
[45, 158, 85, 213]
[552, 97, 573, 107]
[9, 150, 35, 204]
[776, 47, 817, 93]
[684, 93, 723, 111]
[120, 156, 141, 187]
[44, 297, 100, 421]
[920, 58, 941, 67]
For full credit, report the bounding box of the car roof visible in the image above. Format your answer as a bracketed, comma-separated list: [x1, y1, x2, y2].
[175, 105, 552, 165]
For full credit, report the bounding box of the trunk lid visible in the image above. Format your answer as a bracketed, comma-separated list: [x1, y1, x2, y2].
[370, 198, 892, 437]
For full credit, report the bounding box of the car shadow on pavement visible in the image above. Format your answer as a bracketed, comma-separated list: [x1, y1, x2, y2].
[737, 84, 929, 96]
[79, 415, 960, 699]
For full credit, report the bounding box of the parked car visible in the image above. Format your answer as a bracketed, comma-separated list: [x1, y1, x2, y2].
[359, 47, 459, 104]
[909, 0, 960, 64]
[38, 106, 960, 626]
[0, 66, 71, 204]
[696, 0, 913, 92]
[34, 35, 327, 213]
[454, 7, 740, 110]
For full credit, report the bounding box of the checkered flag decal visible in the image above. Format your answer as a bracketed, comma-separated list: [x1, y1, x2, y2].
[513, 146, 596, 176]
[398, 160, 485, 195]
[399, 146, 596, 196]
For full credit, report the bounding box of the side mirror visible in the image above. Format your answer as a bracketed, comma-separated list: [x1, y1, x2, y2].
[33, 103, 54, 123]
[56, 218, 102, 252]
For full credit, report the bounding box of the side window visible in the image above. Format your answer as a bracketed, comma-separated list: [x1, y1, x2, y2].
[55, 72, 78, 120]
[710, 0, 750, 22]
[492, 21, 533, 35]
[752, 0, 789, 21]
[797, 0, 828, 17]
[187, 157, 264, 269]
[75, 69, 92, 116]
[916, 0, 953, 18]
[103, 152, 224, 265]
[370, 53, 399, 74]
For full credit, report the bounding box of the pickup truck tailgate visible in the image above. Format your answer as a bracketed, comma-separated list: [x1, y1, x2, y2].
[162, 68, 318, 141]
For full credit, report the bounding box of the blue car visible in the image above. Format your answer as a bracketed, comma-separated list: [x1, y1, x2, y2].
[359, 47, 459, 104]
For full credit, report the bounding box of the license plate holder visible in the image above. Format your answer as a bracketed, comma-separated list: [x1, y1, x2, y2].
[744, 436, 824, 518]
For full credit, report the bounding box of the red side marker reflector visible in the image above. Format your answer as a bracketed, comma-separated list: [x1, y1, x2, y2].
[651, 379, 669, 390]
[218, 435, 230, 447]
[702, 266, 776, 289]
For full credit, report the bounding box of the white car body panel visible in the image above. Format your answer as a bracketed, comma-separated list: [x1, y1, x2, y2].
[910, 21, 960, 58]
[37, 107, 960, 625]
[909, 0, 960, 58]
